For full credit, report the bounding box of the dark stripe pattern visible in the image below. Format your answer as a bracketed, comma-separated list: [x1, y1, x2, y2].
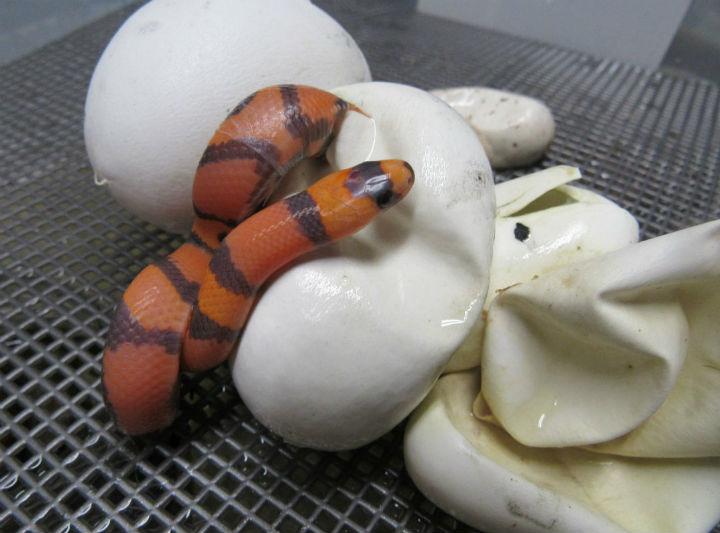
[187, 308, 237, 342]
[228, 91, 256, 117]
[344, 161, 397, 209]
[195, 137, 285, 224]
[198, 137, 281, 172]
[193, 203, 241, 227]
[279, 84, 300, 109]
[209, 242, 255, 296]
[154, 257, 200, 304]
[285, 191, 330, 245]
[105, 301, 183, 355]
[279, 85, 346, 153]
[188, 230, 215, 254]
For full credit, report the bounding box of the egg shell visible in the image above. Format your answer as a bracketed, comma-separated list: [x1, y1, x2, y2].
[405, 371, 720, 533]
[446, 166, 639, 372]
[84, 0, 371, 233]
[482, 220, 720, 451]
[432, 87, 555, 169]
[231, 82, 495, 451]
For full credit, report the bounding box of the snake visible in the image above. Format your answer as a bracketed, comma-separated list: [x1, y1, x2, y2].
[101, 84, 414, 435]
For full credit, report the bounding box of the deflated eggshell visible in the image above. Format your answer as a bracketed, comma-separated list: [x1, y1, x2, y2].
[482, 220, 720, 452]
[84, 0, 371, 233]
[405, 371, 720, 533]
[446, 166, 639, 372]
[432, 87, 555, 169]
[232, 82, 495, 450]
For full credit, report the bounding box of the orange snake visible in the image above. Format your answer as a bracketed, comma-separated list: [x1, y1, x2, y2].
[102, 85, 414, 434]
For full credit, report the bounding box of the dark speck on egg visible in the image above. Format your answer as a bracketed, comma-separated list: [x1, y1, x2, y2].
[514, 222, 530, 242]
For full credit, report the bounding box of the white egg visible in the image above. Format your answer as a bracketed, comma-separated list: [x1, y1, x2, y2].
[231, 82, 495, 451]
[84, 0, 371, 233]
[432, 87, 555, 169]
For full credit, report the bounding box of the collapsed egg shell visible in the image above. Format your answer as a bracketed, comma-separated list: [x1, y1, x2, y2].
[84, 0, 371, 233]
[446, 166, 639, 372]
[231, 82, 495, 450]
[481, 220, 720, 450]
[405, 371, 720, 533]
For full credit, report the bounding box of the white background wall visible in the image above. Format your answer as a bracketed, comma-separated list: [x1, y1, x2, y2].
[417, 0, 693, 69]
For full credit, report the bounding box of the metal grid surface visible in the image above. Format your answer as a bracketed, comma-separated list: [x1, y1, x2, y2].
[1, 1, 719, 532]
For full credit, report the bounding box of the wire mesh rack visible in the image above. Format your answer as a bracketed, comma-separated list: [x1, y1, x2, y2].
[1, 1, 719, 532]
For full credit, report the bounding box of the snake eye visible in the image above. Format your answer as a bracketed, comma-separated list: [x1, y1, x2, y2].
[364, 174, 395, 209]
[344, 161, 397, 209]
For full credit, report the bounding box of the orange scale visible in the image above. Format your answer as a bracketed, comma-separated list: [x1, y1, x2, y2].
[226, 203, 315, 285]
[193, 163, 261, 216]
[122, 265, 190, 331]
[103, 343, 179, 434]
[196, 273, 252, 329]
[182, 337, 234, 372]
[170, 244, 213, 283]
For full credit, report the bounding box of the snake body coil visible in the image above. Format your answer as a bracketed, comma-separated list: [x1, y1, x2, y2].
[102, 85, 414, 434]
